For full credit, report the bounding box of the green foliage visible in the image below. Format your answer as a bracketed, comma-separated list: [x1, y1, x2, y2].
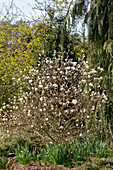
[0, 156, 8, 169]
[37, 137, 111, 167]
[40, 143, 74, 168]
[34, 0, 84, 59]
[0, 137, 112, 168]
[69, 137, 111, 161]
[87, 0, 113, 131]
[14, 142, 37, 164]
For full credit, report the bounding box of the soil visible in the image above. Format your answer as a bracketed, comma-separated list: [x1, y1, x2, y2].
[6, 158, 78, 170]
[4, 157, 113, 170]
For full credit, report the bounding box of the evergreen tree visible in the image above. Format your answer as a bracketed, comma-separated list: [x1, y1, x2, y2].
[88, 0, 113, 132]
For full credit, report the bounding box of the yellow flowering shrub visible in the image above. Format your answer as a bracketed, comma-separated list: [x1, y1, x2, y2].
[0, 19, 46, 106]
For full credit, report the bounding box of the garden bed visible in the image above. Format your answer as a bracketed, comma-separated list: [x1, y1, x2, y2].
[6, 158, 77, 170]
[4, 157, 113, 170]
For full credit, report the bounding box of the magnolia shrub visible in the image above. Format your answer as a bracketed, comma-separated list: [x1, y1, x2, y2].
[0, 54, 108, 145]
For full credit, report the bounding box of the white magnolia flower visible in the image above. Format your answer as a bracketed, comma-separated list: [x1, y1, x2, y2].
[7, 130, 9, 133]
[28, 110, 31, 113]
[3, 106, 6, 109]
[52, 76, 56, 79]
[16, 106, 18, 109]
[60, 71, 63, 74]
[2, 118, 7, 121]
[39, 85, 43, 88]
[100, 68, 104, 71]
[98, 77, 103, 80]
[97, 66, 101, 70]
[83, 72, 87, 76]
[81, 79, 86, 84]
[59, 112, 61, 116]
[85, 65, 89, 69]
[83, 109, 86, 112]
[19, 98, 23, 101]
[71, 66, 75, 70]
[53, 84, 58, 87]
[40, 97, 43, 101]
[91, 106, 95, 110]
[29, 80, 32, 83]
[102, 93, 107, 100]
[66, 66, 71, 70]
[13, 106, 15, 109]
[44, 103, 47, 106]
[89, 69, 97, 74]
[89, 83, 93, 87]
[82, 54, 85, 58]
[72, 99, 77, 104]
[12, 77, 15, 80]
[79, 133, 82, 137]
[46, 59, 49, 63]
[77, 64, 80, 68]
[72, 62, 77, 66]
[44, 86, 48, 89]
[60, 126, 63, 129]
[97, 66, 104, 71]
[102, 99, 106, 103]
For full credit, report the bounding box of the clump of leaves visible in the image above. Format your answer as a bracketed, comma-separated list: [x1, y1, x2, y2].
[14, 142, 37, 165]
[68, 137, 111, 163]
[40, 143, 75, 168]
[38, 137, 111, 167]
